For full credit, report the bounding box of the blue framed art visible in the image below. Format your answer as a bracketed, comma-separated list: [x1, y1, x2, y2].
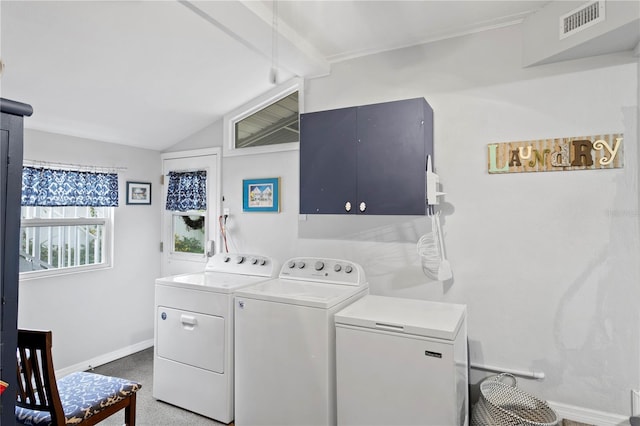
[242, 177, 280, 212]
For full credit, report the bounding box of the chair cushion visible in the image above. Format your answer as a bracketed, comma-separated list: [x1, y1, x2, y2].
[16, 371, 141, 425]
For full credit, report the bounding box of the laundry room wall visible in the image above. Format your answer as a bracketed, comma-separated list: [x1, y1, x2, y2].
[167, 24, 639, 419]
[299, 27, 639, 419]
[18, 129, 161, 371]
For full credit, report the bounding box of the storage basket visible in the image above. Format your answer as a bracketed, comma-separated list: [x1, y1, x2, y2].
[471, 374, 558, 426]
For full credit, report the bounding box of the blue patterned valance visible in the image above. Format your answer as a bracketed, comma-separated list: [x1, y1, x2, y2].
[165, 171, 207, 211]
[21, 167, 119, 207]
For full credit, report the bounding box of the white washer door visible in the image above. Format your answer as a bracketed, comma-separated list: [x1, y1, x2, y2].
[157, 306, 225, 373]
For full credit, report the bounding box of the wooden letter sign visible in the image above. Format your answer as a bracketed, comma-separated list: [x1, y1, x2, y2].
[488, 133, 623, 174]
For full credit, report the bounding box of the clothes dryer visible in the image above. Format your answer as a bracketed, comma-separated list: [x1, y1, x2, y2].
[153, 253, 277, 424]
[234, 257, 369, 426]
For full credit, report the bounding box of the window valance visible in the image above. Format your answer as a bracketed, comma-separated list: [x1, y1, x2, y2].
[21, 166, 119, 207]
[165, 171, 207, 211]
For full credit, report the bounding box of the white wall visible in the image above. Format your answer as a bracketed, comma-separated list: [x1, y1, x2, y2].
[18, 129, 161, 370]
[306, 31, 639, 416]
[169, 23, 639, 418]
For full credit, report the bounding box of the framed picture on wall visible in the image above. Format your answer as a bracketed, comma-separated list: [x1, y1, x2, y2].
[242, 177, 280, 212]
[126, 181, 152, 205]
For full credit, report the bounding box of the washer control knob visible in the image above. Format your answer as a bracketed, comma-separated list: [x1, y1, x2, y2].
[297, 261, 306, 269]
[344, 265, 353, 274]
[236, 256, 245, 264]
[259, 258, 267, 266]
[334, 264, 342, 272]
[224, 256, 231, 263]
[314, 261, 324, 271]
[288, 261, 296, 268]
[250, 257, 258, 265]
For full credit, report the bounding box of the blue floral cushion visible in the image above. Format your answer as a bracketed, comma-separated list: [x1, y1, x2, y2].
[16, 371, 141, 425]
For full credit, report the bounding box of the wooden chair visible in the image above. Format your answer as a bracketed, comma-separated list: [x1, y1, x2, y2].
[16, 329, 141, 425]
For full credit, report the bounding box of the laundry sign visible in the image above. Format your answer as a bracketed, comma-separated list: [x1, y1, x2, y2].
[488, 133, 623, 174]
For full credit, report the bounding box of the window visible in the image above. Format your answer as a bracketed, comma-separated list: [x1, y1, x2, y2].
[172, 214, 206, 255]
[165, 170, 207, 256]
[20, 206, 112, 275]
[223, 78, 303, 157]
[19, 166, 117, 278]
[235, 91, 299, 148]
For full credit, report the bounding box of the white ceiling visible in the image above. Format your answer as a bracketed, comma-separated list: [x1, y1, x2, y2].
[0, 0, 552, 151]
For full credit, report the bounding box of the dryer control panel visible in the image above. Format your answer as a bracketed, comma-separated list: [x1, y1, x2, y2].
[279, 257, 366, 286]
[205, 253, 277, 277]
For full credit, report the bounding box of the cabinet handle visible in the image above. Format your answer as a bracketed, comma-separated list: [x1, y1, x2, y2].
[345, 201, 352, 212]
[359, 202, 366, 212]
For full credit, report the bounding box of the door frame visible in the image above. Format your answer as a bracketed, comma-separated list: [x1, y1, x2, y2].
[160, 148, 222, 273]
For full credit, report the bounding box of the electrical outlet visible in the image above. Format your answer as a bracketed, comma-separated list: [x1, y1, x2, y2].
[633, 389, 640, 416]
[223, 208, 230, 216]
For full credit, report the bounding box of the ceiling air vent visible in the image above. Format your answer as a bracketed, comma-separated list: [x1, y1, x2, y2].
[559, 0, 605, 39]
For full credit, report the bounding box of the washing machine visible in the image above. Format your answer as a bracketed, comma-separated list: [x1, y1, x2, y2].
[153, 253, 278, 424]
[334, 295, 468, 426]
[234, 257, 369, 426]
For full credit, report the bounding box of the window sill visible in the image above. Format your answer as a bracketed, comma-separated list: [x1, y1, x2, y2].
[19, 263, 113, 281]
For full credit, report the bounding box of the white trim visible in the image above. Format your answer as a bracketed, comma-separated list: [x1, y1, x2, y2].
[548, 400, 630, 426]
[328, 19, 525, 64]
[223, 77, 303, 157]
[21, 218, 106, 227]
[56, 338, 154, 378]
[160, 147, 221, 160]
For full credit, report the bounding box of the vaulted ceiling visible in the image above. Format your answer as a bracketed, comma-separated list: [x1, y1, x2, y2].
[0, 1, 571, 151]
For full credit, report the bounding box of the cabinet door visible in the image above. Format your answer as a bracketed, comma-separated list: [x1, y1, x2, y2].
[300, 107, 357, 214]
[0, 114, 24, 426]
[357, 98, 431, 215]
[0, 131, 7, 396]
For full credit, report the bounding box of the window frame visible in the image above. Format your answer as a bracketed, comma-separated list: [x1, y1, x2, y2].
[19, 208, 114, 280]
[223, 78, 304, 157]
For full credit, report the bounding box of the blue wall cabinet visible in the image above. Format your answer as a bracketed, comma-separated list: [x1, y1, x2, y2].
[300, 97, 433, 215]
[1, 98, 32, 425]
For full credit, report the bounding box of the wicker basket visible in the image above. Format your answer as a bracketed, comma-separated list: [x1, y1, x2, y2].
[471, 374, 558, 426]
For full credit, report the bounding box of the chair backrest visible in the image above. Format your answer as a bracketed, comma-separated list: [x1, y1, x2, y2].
[16, 329, 66, 424]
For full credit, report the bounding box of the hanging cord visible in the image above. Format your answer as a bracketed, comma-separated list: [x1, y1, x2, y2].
[269, 0, 279, 84]
[219, 215, 229, 253]
[417, 205, 441, 279]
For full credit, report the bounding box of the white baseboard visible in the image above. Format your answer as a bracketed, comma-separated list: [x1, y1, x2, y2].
[549, 400, 630, 426]
[56, 339, 154, 377]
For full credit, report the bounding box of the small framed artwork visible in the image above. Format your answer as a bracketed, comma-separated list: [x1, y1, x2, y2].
[242, 177, 280, 212]
[126, 181, 152, 205]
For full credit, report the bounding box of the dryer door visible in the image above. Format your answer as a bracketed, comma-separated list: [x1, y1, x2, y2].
[156, 306, 224, 373]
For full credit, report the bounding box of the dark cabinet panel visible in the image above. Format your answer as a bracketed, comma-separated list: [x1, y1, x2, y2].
[1, 98, 32, 425]
[300, 107, 358, 214]
[300, 98, 433, 215]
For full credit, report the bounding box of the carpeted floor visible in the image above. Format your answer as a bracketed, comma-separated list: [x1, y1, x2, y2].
[91, 347, 228, 426]
[91, 347, 597, 426]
